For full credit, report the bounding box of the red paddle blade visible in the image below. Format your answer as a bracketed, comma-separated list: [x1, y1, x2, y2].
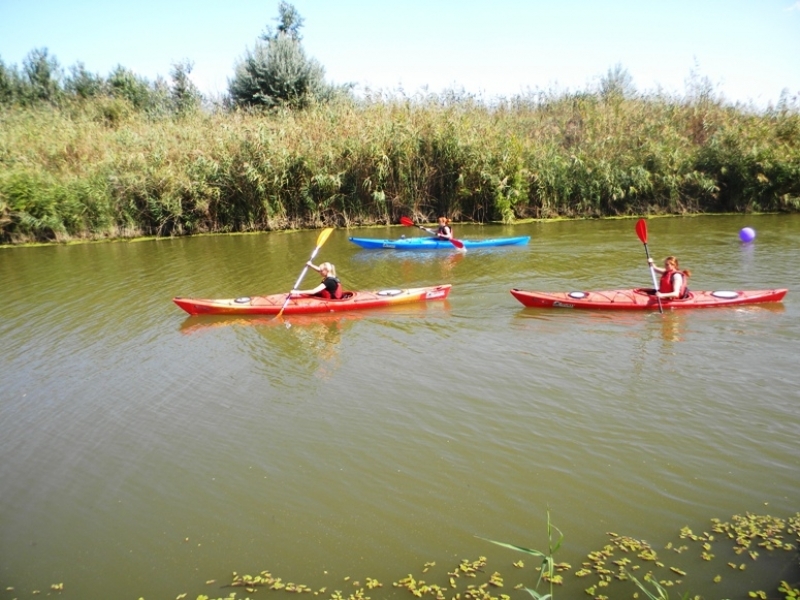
[635, 219, 648, 244]
[400, 216, 414, 227]
[450, 238, 465, 250]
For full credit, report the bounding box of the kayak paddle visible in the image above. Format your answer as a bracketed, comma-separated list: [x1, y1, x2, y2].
[635, 218, 663, 314]
[276, 227, 334, 320]
[400, 216, 466, 251]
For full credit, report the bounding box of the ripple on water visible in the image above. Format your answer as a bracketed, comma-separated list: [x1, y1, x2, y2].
[1, 217, 798, 599]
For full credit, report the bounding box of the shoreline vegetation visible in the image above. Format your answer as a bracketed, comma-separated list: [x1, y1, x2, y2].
[1, 2, 798, 247]
[2, 89, 798, 248]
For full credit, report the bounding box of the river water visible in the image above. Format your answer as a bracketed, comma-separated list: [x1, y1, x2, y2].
[1, 215, 798, 599]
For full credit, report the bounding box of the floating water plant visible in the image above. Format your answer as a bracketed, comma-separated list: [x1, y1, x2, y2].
[12, 510, 800, 600]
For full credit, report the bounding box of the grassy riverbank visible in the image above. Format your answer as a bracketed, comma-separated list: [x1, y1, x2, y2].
[1, 90, 799, 245]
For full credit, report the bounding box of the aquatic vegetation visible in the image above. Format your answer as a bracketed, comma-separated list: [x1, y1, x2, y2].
[572, 511, 800, 600]
[9, 511, 799, 599]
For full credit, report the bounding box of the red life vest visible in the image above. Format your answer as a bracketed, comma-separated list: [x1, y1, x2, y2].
[315, 276, 343, 299]
[659, 268, 688, 298]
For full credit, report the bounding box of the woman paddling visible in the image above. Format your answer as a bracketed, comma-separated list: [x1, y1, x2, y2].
[648, 256, 691, 299]
[436, 216, 453, 240]
[291, 261, 343, 299]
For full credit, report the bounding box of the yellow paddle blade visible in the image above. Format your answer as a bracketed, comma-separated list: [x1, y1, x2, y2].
[274, 227, 334, 322]
[316, 227, 333, 248]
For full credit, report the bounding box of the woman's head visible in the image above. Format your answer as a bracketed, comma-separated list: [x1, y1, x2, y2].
[438, 216, 450, 225]
[663, 256, 679, 270]
[663, 256, 690, 277]
[319, 262, 336, 277]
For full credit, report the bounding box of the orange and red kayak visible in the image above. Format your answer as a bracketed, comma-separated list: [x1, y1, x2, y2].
[174, 285, 451, 316]
[510, 287, 787, 310]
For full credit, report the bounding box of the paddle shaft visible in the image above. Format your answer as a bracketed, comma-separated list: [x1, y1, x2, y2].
[636, 219, 663, 313]
[276, 228, 333, 318]
[276, 252, 316, 318]
[289, 247, 320, 292]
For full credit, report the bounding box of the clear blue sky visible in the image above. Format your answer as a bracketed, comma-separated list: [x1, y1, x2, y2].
[1, 0, 799, 107]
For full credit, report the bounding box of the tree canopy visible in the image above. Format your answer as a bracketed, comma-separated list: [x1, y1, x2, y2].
[228, 2, 342, 109]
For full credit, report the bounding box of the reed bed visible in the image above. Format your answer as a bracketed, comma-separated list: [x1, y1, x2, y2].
[1, 91, 799, 244]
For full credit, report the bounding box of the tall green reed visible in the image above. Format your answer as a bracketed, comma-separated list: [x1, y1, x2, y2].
[1, 90, 798, 244]
[478, 510, 563, 600]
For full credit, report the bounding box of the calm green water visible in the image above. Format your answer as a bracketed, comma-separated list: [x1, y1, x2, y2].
[1, 215, 798, 599]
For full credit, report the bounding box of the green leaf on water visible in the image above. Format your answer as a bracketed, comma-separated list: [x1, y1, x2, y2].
[475, 535, 547, 558]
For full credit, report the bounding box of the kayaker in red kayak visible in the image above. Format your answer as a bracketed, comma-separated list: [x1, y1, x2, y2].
[436, 217, 453, 240]
[292, 261, 344, 299]
[648, 256, 691, 299]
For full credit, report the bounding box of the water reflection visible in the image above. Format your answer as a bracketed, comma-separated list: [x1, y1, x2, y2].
[513, 303, 784, 345]
[387, 250, 465, 281]
[660, 310, 686, 343]
[736, 237, 760, 284]
[283, 317, 348, 379]
[513, 307, 688, 342]
[178, 302, 453, 383]
[179, 314, 272, 334]
[440, 250, 465, 277]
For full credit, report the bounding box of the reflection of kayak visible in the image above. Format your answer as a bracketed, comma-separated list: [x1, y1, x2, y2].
[348, 236, 530, 250]
[174, 285, 452, 316]
[179, 311, 367, 334]
[510, 287, 788, 310]
[178, 301, 452, 333]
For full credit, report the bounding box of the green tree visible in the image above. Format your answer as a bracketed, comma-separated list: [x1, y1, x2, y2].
[228, 2, 338, 109]
[264, 0, 304, 40]
[64, 62, 105, 99]
[107, 65, 155, 110]
[599, 63, 636, 100]
[21, 48, 62, 105]
[0, 58, 22, 105]
[169, 59, 202, 115]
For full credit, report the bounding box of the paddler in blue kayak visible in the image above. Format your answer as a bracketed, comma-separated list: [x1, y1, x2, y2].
[648, 256, 691, 299]
[292, 261, 344, 299]
[436, 216, 454, 240]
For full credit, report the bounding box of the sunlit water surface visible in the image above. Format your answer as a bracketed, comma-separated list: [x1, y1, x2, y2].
[1, 215, 798, 599]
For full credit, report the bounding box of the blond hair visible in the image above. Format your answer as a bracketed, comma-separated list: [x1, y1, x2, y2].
[319, 262, 336, 277]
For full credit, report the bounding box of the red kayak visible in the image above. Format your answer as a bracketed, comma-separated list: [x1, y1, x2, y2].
[174, 285, 451, 316]
[510, 287, 788, 310]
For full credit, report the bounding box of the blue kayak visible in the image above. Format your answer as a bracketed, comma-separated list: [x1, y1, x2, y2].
[349, 236, 530, 250]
